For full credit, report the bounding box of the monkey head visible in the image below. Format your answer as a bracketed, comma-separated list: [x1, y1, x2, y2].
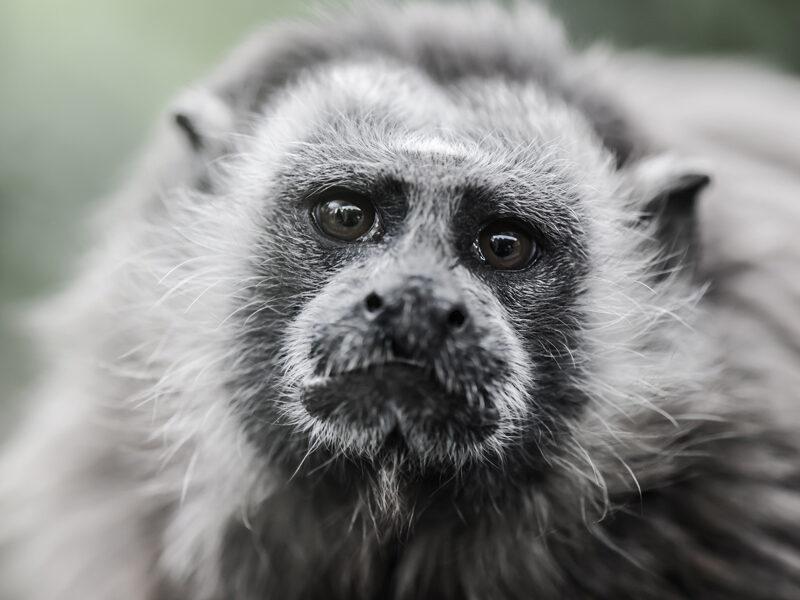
[151, 16, 710, 523]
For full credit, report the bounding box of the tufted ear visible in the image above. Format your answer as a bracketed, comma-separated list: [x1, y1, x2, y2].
[170, 87, 235, 154]
[626, 155, 711, 273]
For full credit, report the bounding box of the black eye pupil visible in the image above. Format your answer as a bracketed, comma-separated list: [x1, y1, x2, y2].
[489, 233, 519, 258]
[334, 204, 363, 228]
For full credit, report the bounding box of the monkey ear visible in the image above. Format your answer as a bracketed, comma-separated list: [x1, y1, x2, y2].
[170, 88, 235, 154]
[625, 155, 711, 272]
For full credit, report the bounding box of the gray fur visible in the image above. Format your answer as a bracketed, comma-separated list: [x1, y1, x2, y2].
[2, 3, 800, 599]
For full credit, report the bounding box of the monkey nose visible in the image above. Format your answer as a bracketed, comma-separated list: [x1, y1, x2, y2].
[362, 278, 470, 346]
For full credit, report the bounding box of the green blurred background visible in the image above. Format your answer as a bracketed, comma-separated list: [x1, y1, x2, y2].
[1, 0, 798, 428]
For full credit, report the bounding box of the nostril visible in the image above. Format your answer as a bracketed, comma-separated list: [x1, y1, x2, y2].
[447, 306, 468, 329]
[365, 292, 383, 313]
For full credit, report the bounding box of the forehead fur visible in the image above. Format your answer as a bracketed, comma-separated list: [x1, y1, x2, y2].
[254, 59, 612, 172]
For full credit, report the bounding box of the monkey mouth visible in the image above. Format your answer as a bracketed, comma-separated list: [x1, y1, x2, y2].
[300, 363, 500, 457]
[315, 356, 431, 378]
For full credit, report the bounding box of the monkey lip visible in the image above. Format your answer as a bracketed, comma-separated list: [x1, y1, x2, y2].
[303, 362, 445, 415]
[300, 363, 500, 454]
[343, 360, 434, 382]
[320, 357, 431, 378]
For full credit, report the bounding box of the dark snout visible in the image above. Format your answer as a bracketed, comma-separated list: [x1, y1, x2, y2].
[361, 276, 471, 360]
[302, 274, 503, 457]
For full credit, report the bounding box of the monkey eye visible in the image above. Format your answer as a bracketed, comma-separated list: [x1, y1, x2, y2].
[475, 219, 537, 270]
[312, 192, 378, 242]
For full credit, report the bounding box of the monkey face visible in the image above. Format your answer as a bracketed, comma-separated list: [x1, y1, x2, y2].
[218, 61, 706, 493]
[224, 62, 606, 476]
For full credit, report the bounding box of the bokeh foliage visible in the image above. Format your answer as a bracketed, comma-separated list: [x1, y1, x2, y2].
[1, 0, 798, 421]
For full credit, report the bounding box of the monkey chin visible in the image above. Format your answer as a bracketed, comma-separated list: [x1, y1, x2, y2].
[300, 363, 501, 467]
